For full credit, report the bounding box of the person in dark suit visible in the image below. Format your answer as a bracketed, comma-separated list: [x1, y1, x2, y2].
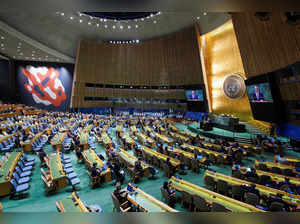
[189, 91, 199, 101]
[252, 85, 265, 101]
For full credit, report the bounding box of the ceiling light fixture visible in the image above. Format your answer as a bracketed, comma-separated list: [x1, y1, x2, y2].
[153, 20, 157, 23]
[203, 12, 207, 15]
[112, 25, 116, 29]
[79, 19, 83, 23]
[135, 24, 139, 28]
[104, 24, 108, 28]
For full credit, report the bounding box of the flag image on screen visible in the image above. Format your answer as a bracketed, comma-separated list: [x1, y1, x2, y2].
[185, 90, 204, 101]
[21, 66, 67, 107]
[246, 82, 273, 103]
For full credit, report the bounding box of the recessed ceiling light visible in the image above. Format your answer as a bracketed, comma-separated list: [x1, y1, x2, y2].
[96, 24, 99, 27]
[112, 25, 116, 29]
[61, 13, 64, 16]
[104, 24, 108, 28]
[70, 16, 74, 20]
[79, 19, 83, 23]
[141, 18, 144, 21]
[128, 25, 131, 29]
[18, 42, 22, 45]
[203, 12, 207, 16]
[88, 22, 91, 25]
[104, 19, 107, 22]
[0, 44, 4, 47]
[120, 25, 123, 29]
[153, 20, 157, 23]
[135, 25, 139, 28]
[1, 36, 4, 40]
[32, 54, 34, 56]
[197, 17, 200, 20]
[13, 56, 16, 58]
[136, 40, 139, 43]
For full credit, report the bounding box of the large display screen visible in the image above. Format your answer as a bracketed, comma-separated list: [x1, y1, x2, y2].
[16, 62, 74, 111]
[246, 83, 273, 103]
[185, 90, 204, 101]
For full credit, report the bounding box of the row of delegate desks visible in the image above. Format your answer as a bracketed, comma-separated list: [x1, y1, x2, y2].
[44, 153, 67, 193]
[80, 124, 94, 149]
[155, 133, 174, 146]
[82, 149, 112, 183]
[237, 166, 300, 187]
[169, 176, 264, 212]
[181, 143, 228, 162]
[0, 151, 23, 196]
[141, 146, 180, 168]
[169, 132, 189, 144]
[254, 160, 298, 174]
[51, 132, 67, 150]
[100, 131, 112, 148]
[202, 142, 248, 156]
[23, 130, 46, 152]
[274, 155, 300, 166]
[126, 184, 177, 212]
[204, 170, 300, 206]
[57, 192, 89, 212]
[135, 132, 155, 148]
[119, 132, 135, 149]
[118, 149, 150, 178]
[166, 146, 207, 164]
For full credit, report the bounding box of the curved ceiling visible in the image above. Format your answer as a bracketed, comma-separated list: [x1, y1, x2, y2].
[0, 12, 231, 63]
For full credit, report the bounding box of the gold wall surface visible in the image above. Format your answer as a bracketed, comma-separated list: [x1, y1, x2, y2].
[199, 20, 252, 121]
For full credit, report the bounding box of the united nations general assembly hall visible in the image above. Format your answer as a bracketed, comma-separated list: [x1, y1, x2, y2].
[0, 10, 299, 213]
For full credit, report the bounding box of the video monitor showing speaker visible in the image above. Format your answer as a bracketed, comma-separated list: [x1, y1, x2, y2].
[246, 82, 274, 103]
[245, 74, 285, 123]
[185, 90, 204, 101]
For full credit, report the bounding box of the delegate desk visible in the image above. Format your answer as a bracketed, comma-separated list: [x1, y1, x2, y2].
[136, 132, 155, 148]
[211, 114, 245, 132]
[179, 130, 204, 141]
[254, 160, 298, 174]
[120, 132, 135, 149]
[203, 142, 247, 156]
[0, 152, 22, 196]
[51, 132, 67, 150]
[274, 155, 300, 166]
[126, 184, 177, 212]
[142, 146, 180, 168]
[143, 126, 152, 136]
[169, 176, 264, 212]
[155, 133, 174, 146]
[166, 146, 207, 165]
[204, 170, 300, 206]
[229, 142, 262, 154]
[80, 132, 89, 150]
[45, 153, 67, 192]
[169, 132, 189, 144]
[82, 149, 112, 183]
[118, 149, 150, 178]
[167, 122, 178, 132]
[237, 166, 300, 187]
[23, 130, 45, 152]
[100, 132, 112, 148]
[56, 192, 89, 212]
[181, 143, 227, 163]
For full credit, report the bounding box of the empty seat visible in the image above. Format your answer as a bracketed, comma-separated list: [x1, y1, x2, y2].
[217, 179, 229, 196]
[271, 167, 282, 174]
[269, 202, 284, 212]
[245, 192, 259, 206]
[259, 175, 271, 185]
[211, 202, 230, 212]
[12, 172, 30, 185]
[232, 185, 244, 201]
[204, 175, 216, 191]
[181, 191, 193, 211]
[193, 195, 210, 212]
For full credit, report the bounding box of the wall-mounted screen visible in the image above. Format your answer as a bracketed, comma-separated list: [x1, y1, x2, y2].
[246, 82, 273, 103]
[185, 90, 204, 101]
